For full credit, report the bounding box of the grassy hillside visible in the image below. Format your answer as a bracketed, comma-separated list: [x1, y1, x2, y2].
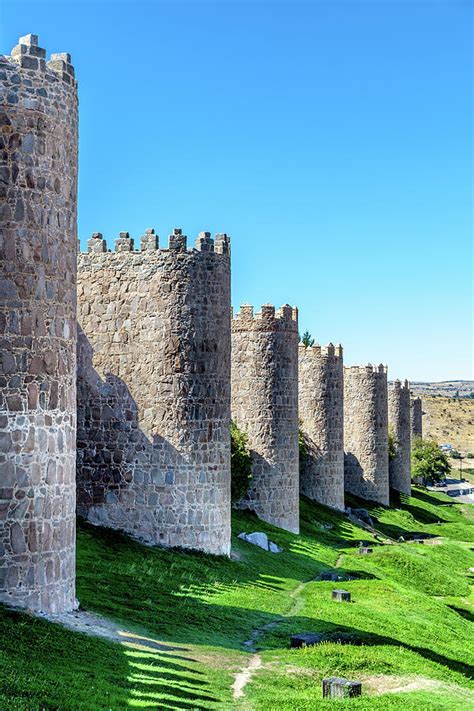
[0, 489, 473, 710]
[421, 395, 474, 454]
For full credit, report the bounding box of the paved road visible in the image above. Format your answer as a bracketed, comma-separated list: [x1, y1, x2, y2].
[429, 478, 474, 504]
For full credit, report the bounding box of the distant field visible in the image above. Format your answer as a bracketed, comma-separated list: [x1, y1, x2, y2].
[421, 396, 474, 454]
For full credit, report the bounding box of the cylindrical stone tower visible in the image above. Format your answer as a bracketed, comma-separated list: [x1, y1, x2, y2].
[388, 379, 411, 495]
[0, 35, 78, 612]
[410, 396, 423, 441]
[343, 365, 389, 505]
[298, 343, 344, 511]
[76, 229, 231, 555]
[231, 304, 299, 533]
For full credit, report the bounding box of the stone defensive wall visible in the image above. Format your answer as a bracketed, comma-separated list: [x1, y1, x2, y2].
[231, 304, 300, 533]
[388, 379, 411, 495]
[410, 396, 423, 440]
[76, 229, 232, 555]
[343, 364, 389, 505]
[0, 35, 78, 612]
[298, 343, 344, 511]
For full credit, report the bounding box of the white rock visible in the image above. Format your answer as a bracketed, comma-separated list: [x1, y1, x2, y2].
[238, 531, 283, 553]
[269, 542, 283, 553]
[245, 532, 269, 550]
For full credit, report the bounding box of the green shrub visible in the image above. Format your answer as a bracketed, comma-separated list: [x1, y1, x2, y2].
[411, 438, 451, 485]
[230, 421, 252, 502]
[300, 330, 314, 347]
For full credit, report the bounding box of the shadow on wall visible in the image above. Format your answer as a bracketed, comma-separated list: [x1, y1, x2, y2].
[239, 449, 300, 534]
[76, 326, 187, 543]
[344, 452, 364, 486]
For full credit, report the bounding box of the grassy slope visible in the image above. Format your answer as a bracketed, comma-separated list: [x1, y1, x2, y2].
[0, 488, 472, 710]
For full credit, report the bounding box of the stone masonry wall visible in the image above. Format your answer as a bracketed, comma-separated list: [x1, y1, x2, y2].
[388, 380, 411, 495]
[410, 396, 423, 440]
[77, 229, 231, 555]
[231, 304, 299, 533]
[0, 35, 78, 612]
[344, 365, 389, 505]
[299, 343, 344, 511]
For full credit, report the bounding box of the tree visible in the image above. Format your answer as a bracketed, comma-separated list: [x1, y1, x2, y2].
[300, 330, 315, 347]
[411, 438, 451, 486]
[230, 421, 252, 502]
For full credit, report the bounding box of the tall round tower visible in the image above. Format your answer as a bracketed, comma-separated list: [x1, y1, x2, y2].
[77, 230, 231, 555]
[344, 365, 389, 505]
[299, 343, 344, 511]
[388, 379, 411, 495]
[231, 304, 299, 533]
[410, 396, 423, 440]
[0, 35, 78, 612]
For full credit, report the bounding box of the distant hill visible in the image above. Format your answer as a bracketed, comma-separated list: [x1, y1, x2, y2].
[409, 380, 474, 397]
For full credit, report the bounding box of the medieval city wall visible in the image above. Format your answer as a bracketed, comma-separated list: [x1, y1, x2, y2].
[298, 343, 344, 511]
[77, 229, 232, 555]
[231, 304, 300, 533]
[343, 365, 389, 505]
[0, 35, 78, 612]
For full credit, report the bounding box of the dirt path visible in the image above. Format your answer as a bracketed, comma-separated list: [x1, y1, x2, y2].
[231, 578, 311, 701]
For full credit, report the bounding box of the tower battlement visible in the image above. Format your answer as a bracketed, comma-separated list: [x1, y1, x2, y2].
[232, 303, 298, 331]
[84, 229, 231, 256]
[2, 33, 76, 86]
[298, 343, 343, 358]
[344, 363, 387, 375]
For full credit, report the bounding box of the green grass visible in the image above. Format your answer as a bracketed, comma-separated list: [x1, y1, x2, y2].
[0, 487, 473, 709]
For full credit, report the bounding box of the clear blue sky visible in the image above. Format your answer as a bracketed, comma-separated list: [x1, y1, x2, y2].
[2, 0, 472, 381]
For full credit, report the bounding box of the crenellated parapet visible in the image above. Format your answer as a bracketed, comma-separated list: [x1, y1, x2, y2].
[343, 364, 389, 505]
[299, 343, 344, 511]
[388, 379, 411, 495]
[84, 228, 231, 256]
[0, 35, 78, 613]
[231, 303, 299, 533]
[77, 225, 232, 555]
[232, 303, 298, 332]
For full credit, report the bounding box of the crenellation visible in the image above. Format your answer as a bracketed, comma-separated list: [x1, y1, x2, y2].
[195, 231, 214, 252]
[215, 232, 230, 255]
[140, 228, 159, 251]
[168, 227, 187, 251]
[233, 303, 298, 330]
[87, 232, 107, 254]
[115, 232, 134, 252]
